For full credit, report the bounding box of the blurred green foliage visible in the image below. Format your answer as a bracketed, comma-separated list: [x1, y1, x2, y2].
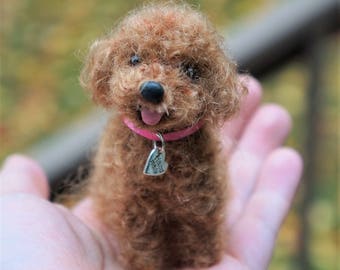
[0, 0, 338, 269]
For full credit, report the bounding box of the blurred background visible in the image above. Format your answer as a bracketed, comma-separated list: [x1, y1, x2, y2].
[0, 0, 338, 269]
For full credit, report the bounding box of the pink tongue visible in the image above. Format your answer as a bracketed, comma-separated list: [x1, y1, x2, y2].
[141, 109, 163, 126]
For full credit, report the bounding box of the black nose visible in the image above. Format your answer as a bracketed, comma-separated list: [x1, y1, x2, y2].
[140, 81, 164, 104]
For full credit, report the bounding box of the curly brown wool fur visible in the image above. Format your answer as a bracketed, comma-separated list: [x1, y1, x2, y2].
[80, 2, 246, 269]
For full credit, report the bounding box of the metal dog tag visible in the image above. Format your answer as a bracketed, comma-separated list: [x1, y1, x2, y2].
[143, 134, 168, 176]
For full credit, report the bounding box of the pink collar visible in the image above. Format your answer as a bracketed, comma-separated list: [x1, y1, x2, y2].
[123, 118, 204, 141]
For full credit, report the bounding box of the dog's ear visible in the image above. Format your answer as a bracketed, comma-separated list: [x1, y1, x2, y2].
[80, 39, 116, 107]
[206, 58, 247, 126]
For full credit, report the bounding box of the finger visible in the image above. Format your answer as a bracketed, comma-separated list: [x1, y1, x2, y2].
[226, 148, 302, 270]
[220, 75, 262, 150]
[244, 148, 303, 233]
[238, 104, 292, 157]
[0, 154, 49, 198]
[226, 105, 292, 226]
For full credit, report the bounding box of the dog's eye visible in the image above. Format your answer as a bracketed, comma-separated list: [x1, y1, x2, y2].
[130, 54, 141, 66]
[182, 64, 200, 81]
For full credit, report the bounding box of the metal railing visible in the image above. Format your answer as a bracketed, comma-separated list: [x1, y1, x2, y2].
[26, 0, 339, 268]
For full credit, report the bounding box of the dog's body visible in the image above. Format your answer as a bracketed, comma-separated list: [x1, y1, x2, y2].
[81, 3, 244, 269]
[90, 116, 225, 269]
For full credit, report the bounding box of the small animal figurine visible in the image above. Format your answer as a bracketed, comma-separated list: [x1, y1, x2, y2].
[80, 2, 245, 269]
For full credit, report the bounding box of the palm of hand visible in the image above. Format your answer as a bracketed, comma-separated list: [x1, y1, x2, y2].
[0, 77, 302, 270]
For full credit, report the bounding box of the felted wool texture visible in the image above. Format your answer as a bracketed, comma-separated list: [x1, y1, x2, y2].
[80, 2, 246, 269]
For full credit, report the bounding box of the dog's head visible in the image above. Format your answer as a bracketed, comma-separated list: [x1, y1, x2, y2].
[81, 3, 245, 132]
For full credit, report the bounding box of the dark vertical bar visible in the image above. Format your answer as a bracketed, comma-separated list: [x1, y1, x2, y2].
[298, 32, 324, 270]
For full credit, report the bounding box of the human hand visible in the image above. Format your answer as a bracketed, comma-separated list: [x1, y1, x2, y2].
[0, 76, 302, 270]
[0, 155, 120, 270]
[208, 76, 303, 269]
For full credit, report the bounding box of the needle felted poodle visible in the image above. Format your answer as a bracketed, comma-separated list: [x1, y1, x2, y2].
[80, 2, 245, 269]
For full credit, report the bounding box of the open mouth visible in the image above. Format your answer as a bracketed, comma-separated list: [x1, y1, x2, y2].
[140, 108, 165, 126]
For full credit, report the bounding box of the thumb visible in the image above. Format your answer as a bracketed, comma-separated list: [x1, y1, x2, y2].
[0, 154, 49, 198]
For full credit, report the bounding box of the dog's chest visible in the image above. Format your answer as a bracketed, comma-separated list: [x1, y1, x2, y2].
[114, 129, 215, 180]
